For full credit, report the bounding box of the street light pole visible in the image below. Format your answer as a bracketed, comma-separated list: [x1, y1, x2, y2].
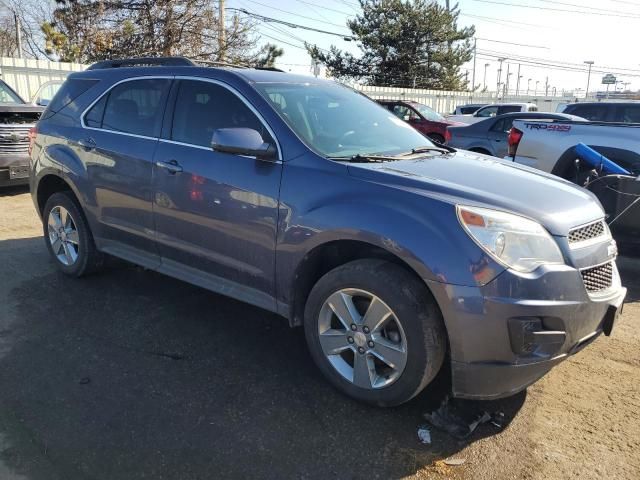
[535, 80, 539, 95]
[515, 63, 521, 96]
[584, 60, 594, 99]
[483, 63, 489, 90]
[471, 38, 477, 93]
[527, 78, 531, 94]
[496, 58, 505, 99]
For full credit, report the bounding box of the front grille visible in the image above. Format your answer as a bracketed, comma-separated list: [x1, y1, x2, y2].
[568, 220, 606, 245]
[0, 125, 31, 155]
[581, 262, 613, 292]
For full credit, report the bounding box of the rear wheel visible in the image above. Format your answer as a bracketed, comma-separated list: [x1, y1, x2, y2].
[304, 259, 447, 406]
[43, 191, 104, 276]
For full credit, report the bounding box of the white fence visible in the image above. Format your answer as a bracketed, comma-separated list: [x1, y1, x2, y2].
[0, 57, 570, 113]
[356, 85, 569, 114]
[0, 57, 86, 101]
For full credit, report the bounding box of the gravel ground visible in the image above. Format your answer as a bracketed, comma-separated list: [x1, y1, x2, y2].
[0, 186, 638, 480]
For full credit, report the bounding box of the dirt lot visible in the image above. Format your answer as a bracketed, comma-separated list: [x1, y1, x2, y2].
[0, 186, 638, 480]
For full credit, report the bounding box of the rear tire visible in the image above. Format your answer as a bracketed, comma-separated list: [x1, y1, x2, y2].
[43, 191, 104, 277]
[304, 259, 447, 407]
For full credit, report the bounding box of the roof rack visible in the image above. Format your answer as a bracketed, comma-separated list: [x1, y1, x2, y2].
[86, 56, 286, 73]
[87, 57, 195, 70]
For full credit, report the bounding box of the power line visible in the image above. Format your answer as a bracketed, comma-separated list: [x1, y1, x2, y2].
[293, 0, 354, 16]
[460, 13, 550, 29]
[228, 7, 355, 39]
[540, 0, 640, 15]
[240, 0, 352, 29]
[476, 37, 548, 49]
[472, 0, 640, 18]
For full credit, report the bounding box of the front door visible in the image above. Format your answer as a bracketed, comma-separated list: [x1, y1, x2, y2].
[152, 79, 282, 310]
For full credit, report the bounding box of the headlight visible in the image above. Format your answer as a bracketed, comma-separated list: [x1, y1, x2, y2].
[456, 205, 564, 273]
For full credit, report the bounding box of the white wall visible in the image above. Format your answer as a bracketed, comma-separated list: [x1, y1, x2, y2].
[356, 85, 568, 114]
[0, 57, 86, 101]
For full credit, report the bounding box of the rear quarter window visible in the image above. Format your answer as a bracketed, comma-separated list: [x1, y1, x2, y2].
[43, 78, 99, 118]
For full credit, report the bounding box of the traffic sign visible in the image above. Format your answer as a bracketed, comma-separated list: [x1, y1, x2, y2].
[602, 74, 616, 85]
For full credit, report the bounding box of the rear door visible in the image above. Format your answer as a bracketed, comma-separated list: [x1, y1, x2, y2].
[79, 77, 172, 265]
[487, 117, 511, 156]
[152, 78, 282, 310]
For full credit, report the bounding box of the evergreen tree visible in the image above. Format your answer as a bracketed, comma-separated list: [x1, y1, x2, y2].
[308, 0, 474, 90]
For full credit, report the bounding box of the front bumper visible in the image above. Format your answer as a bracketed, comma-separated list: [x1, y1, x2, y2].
[0, 154, 30, 187]
[428, 255, 626, 400]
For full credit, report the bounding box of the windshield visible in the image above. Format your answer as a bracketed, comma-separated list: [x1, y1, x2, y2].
[413, 103, 445, 122]
[0, 82, 25, 104]
[255, 82, 434, 157]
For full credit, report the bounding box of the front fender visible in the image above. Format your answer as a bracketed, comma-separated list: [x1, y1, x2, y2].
[275, 158, 505, 309]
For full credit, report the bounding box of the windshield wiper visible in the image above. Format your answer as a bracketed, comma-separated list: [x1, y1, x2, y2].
[404, 144, 457, 155]
[329, 153, 402, 163]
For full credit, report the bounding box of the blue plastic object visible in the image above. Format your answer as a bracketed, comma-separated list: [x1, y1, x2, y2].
[575, 143, 631, 175]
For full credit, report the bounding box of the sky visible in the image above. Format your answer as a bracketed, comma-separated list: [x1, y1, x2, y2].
[228, 0, 640, 95]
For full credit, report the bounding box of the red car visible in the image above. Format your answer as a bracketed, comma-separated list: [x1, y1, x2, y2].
[377, 100, 464, 144]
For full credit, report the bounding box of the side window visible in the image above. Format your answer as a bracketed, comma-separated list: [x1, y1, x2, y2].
[490, 118, 507, 132]
[476, 106, 498, 118]
[85, 95, 107, 127]
[85, 78, 170, 137]
[568, 105, 607, 122]
[616, 106, 640, 123]
[171, 80, 273, 148]
[497, 106, 522, 115]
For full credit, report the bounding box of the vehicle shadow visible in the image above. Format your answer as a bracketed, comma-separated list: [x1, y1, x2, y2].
[0, 237, 526, 480]
[0, 185, 29, 197]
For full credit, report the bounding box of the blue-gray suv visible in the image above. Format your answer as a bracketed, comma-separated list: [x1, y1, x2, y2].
[29, 58, 626, 406]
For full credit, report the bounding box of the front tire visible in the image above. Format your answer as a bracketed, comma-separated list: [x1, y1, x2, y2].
[43, 191, 104, 277]
[304, 259, 447, 406]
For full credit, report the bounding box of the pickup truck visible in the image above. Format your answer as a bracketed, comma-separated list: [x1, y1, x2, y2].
[507, 119, 640, 178]
[507, 119, 640, 249]
[0, 79, 44, 187]
[447, 103, 539, 125]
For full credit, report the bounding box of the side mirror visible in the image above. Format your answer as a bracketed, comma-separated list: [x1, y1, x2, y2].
[211, 128, 277, 160]
[36, 98, 50, 107]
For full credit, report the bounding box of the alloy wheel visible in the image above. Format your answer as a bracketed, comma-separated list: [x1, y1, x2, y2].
[47, 206, 80, 266]
[318, 288, 408, 389]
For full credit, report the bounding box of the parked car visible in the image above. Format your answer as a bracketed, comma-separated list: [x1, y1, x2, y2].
[0, 80, 44, 187]
[559, 102, 640, 123]
[449, 103, 488, 116]
[30, 57, 626, 406]
[377, 99, 464, 144]
[448, 103, 539, 125]
[31, 80, 64, 108]
[445, 112, 586, 158]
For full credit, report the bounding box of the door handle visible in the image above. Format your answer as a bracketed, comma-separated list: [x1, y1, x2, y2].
[78, 137, 96, 150]
[156, 159, 183, 174]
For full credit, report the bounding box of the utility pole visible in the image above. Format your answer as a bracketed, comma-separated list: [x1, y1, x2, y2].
[584, 60, 594, 99]
[515, 64, 521, 96]
[483, 63, 489, 90]
[545, 76, 549, 96]
[13, 11, 23, 59]
[496, 58, 505, 99]
[471, 38, 477, 94]
[504, 63, 511, 98]
[218, 0, 226, 62]
[527, 78, 532, 94]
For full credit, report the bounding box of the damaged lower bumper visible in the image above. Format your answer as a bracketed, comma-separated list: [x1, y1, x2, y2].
[428, 259, 627, 401]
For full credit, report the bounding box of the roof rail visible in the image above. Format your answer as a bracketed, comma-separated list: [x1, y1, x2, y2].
[86, 57, 195, 70]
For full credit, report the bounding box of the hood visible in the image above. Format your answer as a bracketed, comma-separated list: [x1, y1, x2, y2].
[348, 150, 604, 236]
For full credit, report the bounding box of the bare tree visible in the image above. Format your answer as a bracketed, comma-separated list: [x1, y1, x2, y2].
[41, 0, 280, 65]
